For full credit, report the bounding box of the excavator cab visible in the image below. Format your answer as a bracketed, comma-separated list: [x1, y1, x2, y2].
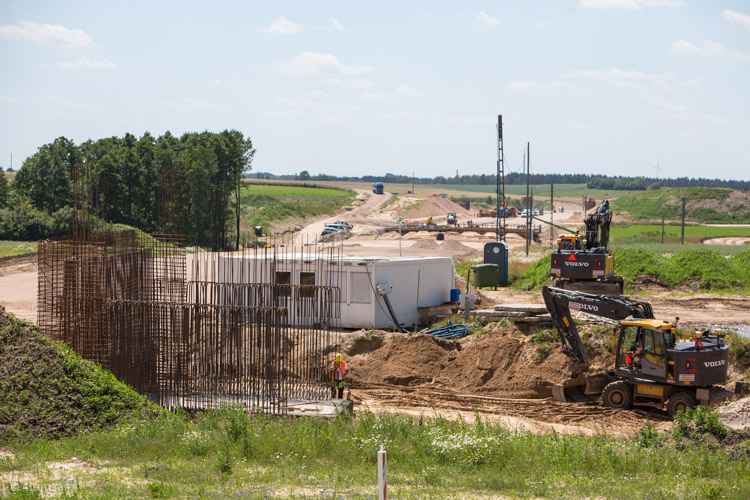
[615, 323, 673, 380]
[557, 233, 582, 251]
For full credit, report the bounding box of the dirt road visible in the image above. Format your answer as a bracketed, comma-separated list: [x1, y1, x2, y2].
[352, 384, 670, 437]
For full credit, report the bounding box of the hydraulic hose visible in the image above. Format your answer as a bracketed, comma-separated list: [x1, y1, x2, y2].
[382, 292, 470, 339]
[420, 321, 469, 340]
[382, 293, 410, 333]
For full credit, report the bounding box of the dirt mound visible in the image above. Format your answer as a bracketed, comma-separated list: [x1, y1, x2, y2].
[349, 323, 573, 398]
[717, 396, 750, 431]
[0, 307, 159, 441]
[398, 198, 471, 220]
[410, 239, 440, 250]
[349, 334, 457, 386]
[439, 239, 476, 255]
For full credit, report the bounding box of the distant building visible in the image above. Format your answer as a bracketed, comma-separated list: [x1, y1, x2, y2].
[5, 167, 15, 173]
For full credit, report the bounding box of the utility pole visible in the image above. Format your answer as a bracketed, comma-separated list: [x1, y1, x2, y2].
[681, 197, 686, 245]
[550, 183, 554, 247]
[412, 172, 415, 195]
[525, 142, 530, 256]
[496, 115, 505, 242]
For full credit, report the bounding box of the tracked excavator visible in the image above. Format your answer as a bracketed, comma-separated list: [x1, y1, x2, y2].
[542, 286, 744, 416]
[550, 199, 624, 295]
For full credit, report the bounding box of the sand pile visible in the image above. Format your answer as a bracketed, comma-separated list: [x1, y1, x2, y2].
[348, 323, 573, 398]
[410, 239, 440, 250]
[717, 396, 750, 431]
[397, 198, 471, 219]
[439, 240, 476, 256]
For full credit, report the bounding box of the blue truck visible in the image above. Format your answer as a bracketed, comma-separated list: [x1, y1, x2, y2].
[372, 182, 384, 194]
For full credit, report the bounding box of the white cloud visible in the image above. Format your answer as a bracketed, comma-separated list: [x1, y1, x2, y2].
[0, 94, 16, 103]
[430, 114, 488, 125]
[537, 19, 550, 29]
[652, 98, 727, 124]
[375, 111, 421, 121]
[475, 11, 500, 27]
[274, 90, 328, 109]
[580, 0, 684, 10]
[507, 81, 542, 90]
[669, 39, 750, 62]
[721, 9, 750, 32]
[396, 85, 426, 98]
[323, 78, 374, 89]
[679, 77, 703, 86]
[211, 79, 221, 85]
[55, 57, 116, 69]
[360, 91, 391, 102]
[0, 20, 94, 48]
[568, 68, 671, 80]
[184, 97, 223, 112]
[259, 16, 301, 34]
[275, 52, 376, 75]
[330, 17, 346, 31]
[506, 80, 571, 90]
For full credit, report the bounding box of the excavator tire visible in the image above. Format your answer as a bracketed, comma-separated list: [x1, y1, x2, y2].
[602, 381, 633, 410]
[667, 391, 697, 417]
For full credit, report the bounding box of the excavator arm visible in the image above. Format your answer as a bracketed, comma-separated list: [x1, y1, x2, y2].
[541, 285, 655, 402]
[584, 200, 612, 250]
[542, 286, 654, 370]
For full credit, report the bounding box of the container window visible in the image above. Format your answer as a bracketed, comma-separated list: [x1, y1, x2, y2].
[275, 271, 291, 297]
[300, 272, 315, 298]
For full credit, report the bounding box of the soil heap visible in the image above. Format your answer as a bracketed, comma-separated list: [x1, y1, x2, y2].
[0, 307, 160, 441]
[347, 322, 576, 399]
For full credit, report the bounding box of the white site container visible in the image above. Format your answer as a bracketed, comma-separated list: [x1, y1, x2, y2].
[215, 255, 455, 329]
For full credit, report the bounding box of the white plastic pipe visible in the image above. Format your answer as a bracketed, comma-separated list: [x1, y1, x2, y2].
[377, 444, 387, 500]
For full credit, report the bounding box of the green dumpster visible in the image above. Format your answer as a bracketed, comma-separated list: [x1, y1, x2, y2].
[471, 263, 500, 288]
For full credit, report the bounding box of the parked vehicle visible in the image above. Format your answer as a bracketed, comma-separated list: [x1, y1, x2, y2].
[325, 223, 351, 232]
[333, 220, 353, 230]
[321, 227, 342, 236]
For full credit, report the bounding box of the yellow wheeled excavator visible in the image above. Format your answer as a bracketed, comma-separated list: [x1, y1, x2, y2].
[542, 286, 745, 416]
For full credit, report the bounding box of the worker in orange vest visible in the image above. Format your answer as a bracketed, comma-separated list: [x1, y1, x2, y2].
[330, 353, 348, 399]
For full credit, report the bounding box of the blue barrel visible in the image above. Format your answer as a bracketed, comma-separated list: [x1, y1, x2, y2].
[450, 288, 461, 302]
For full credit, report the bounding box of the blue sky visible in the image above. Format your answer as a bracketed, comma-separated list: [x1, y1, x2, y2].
[1, 1, 749, 180]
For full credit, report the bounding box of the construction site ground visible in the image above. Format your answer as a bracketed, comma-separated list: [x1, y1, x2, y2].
[1, 190, 749, 437]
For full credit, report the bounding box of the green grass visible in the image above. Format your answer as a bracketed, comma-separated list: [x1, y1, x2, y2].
[0, 310, 161, 441]
[242, 183, 354, 199]
[610, 223, 750, 245]
[0, 241, 36, 258]
[427, 183, 638, 201]
[240, 184, 355, 236]
[2, 407, 748, 499]
[615, 187, 750, 223]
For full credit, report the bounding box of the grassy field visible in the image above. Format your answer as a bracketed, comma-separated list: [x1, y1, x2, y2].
[2, 406, 748, 499]
[240, 183, 355, 235]
[311, 180, 636, 203]
[0, 241, 37, 258]
[610, 223, 750, 246]
[614, 187, 750, 224]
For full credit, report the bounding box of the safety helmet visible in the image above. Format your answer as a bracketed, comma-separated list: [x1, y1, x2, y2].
[335, 354, 343, 362]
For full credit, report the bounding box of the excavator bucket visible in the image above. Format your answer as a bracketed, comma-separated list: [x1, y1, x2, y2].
[551, 374, 611, 403]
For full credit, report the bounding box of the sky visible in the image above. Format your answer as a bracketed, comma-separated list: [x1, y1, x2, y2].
[1, 1, 749, 181]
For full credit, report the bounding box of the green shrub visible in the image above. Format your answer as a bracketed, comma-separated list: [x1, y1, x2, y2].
[673, 405, 727, 441]
[513, 255, 551, 290]
[614, 247, 669, 282]
[665, 249, 745, 289]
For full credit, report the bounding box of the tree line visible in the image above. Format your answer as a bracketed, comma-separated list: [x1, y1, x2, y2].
[1, 131, 254, 248]
[248, 171, 750, 190]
